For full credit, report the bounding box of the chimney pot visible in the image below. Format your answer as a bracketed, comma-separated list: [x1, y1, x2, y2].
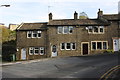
[74, 11, 78, 20]
[49, 13, 52, 20]
[98, 9, 103, 19]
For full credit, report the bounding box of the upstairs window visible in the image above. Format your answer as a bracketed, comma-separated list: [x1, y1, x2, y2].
[58, 27, 63, 34]
[57, 26, 73, 34]
[37, 31, 41, 38]
[27, 31, 32, 38]
[99, 26, 104, 33]
[64, 26, 69, 34]
[32, 31, 37, 38]
[88, 26, 104, 34]
[27, 31, 42, 38]
[93, 26, 98, 33]
[69, 26, 73, 33]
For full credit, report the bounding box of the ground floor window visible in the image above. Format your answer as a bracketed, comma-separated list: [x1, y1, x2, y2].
[60, 43, 76, 50]
[91, 41, 108, 50]
[29, 47, 45, 55]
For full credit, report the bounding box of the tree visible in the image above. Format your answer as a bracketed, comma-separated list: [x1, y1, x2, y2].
[79, 12, 88, 19]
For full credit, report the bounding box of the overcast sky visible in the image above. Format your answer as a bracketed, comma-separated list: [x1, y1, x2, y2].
[0, 0, 119, 26]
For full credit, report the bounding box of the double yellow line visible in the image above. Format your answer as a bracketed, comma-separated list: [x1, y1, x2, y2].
[99, 65, 120, 80]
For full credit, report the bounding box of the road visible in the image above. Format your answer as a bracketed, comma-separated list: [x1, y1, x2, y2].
[1, 53, 120, 80]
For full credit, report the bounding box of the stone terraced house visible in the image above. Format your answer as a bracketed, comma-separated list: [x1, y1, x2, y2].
[16, 9, 120, 60]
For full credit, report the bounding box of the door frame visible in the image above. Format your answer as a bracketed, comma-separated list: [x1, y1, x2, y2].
[21, 48, 27, 60]
[81, 42, 89, 55]
[112, 38, 119, 51]
[51, 45, 58, 57]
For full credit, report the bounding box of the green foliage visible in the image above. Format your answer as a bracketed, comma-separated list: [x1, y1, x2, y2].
[1, 26, 16, 61]
[2, 27, 16, 42]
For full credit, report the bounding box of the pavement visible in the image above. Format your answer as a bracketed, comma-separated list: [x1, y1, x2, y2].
[0, 52, 116, 67]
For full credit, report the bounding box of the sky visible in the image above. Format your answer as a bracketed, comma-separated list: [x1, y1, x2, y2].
[0, 0, 120, 27]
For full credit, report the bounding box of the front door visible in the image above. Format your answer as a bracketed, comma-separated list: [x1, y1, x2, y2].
[51, 45, 57, 57]
[21, 48, 26, 60]
[82, 43, 88, 55]
[113, 39, 119, 51]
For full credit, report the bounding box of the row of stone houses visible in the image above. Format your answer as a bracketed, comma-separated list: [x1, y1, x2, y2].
[16, 9, 120, 60]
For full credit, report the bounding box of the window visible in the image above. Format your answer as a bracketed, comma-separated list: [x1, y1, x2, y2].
[93, 26, 98, 33]
[32, 31, 37, 38]
[38, 31, 41, 38]
[58, 27, 63, 34]
[66, 43, 71, 50]
[57, 26, 73, 34]
[91, 41, 108, 50]
[60, 43, 76, 50]
[88, 26, 104, 34]
[29, 47, 34, 55]
[34, 48, 39, 55]
[103, 42, 107, 49]
[99, 26, 104, 33]
[61, 43, 65, 50]
[97, 42, 102, 49]
[40, 47, 44, 55]
[71, 43, 76, 50]
[64, 26, 69, 34]
[27, 31, 32, 38]
[69, 26, 73, 33]
[92, 42, 96, 50]
[88, 26, 93, 33]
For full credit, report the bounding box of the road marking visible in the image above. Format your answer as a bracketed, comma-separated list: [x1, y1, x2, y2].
[99, 65, 120, 80]
[105, 66, 120, 80]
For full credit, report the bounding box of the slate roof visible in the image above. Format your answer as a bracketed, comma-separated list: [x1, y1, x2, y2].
[47, 19, 109, 26]
[103, 14, 118, 20]
[17, 22, 48, 30]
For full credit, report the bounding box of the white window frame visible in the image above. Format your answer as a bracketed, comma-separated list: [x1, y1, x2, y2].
[66, 43, 71, 50]
[27, 31, 32, 38]
[71, 43, 76, 50]
[40, 47, 44, 55]
[88, 26, 93, 33]
[29, 47, 34, 55]
[34, 47, 39, 55]
[58, 26, 63, 34]
[37, 31, 41, 38]
[88, 26, 105, 34]
[91, 41, 108, 50]
[99, 26, 104, 34]
[69, 26, 73, 34]
[60, 43, 65, 50]
[32, 31, 38, 38]
[93, 26, 99, 33]
[63, 26, 69, 34]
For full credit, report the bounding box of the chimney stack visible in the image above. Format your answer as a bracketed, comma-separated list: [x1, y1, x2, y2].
[98, 9, 103, 19]
[74, 11, 78, 20]
[49, 13, 52, 20]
